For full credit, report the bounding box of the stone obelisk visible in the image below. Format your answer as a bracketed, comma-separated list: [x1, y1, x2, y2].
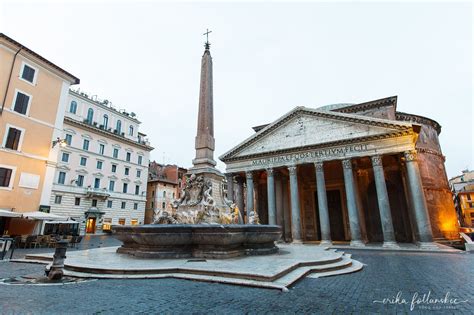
[188, 32, 224, 202]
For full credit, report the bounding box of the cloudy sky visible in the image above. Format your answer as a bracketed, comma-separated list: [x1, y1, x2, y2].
[1, 1, 472, 177]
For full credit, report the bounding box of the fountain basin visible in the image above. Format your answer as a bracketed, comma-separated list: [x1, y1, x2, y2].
[112, 224, 282, 259]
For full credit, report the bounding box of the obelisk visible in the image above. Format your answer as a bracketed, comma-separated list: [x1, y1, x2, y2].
[189, 31, 222, 178]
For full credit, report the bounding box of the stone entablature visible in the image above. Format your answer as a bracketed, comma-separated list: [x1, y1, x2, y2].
[223, 134, 416, 173]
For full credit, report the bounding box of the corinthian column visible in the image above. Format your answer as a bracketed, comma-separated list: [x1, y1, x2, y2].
[371, 155, 398, 248]
[288, 165, 302, 243]
[342, 159, 365, 247]
[266, 168, 277, 225]
[315, 161, 332, 245]
[403, 150, 438, 249]
[245, 171, 254, 224]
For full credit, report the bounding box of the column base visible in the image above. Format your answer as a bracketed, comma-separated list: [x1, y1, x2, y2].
[292, 239, 303, 244]
[382, 241, 400, 249]
[319, 240, 332, 246]
[350, 240, 365, 247]
[417, 242, 439, 250]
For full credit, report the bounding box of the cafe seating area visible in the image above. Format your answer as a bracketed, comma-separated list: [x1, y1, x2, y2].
[1, 234, 83, 249]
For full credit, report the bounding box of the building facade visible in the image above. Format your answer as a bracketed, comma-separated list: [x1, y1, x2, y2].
[220, 97, 459, 248]
[49, 90, 153, 234]
[0, 33, 79, 235]
[145, 162, 187, 224]
[450, 170, 474, 228]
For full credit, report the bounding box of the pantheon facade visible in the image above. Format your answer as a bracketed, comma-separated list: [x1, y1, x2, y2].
[220, 97, 459, 248]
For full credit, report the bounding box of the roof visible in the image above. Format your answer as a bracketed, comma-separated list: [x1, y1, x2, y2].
[0, 33, 80, 85]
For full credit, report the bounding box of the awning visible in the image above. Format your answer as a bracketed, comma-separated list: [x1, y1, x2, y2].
[21, 212, 68, 221]
[44, 220, 79, 225]
[0, 209, 22, 218]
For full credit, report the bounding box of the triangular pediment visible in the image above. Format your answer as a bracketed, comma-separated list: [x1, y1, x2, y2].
[220, 107, 413, 161]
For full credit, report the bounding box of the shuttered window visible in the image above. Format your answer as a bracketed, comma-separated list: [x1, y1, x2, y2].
[0, 168, 13, 187]
[13, 92, 30, 115]
[21, 64, 36, 83]
[5, 127, 22, 150]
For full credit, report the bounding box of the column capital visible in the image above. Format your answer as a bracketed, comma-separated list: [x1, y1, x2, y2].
[288, 165, 297, 176]
[314, 161, 324, 172]
[342, 159, 353, 170]
[404, 150, 417, 162]
[266, 168, 274, 176]
[371, 155, 383, 167]
[245, 171, 253, 180]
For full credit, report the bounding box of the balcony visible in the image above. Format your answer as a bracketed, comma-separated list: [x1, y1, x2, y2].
[85, 187, 110, 200]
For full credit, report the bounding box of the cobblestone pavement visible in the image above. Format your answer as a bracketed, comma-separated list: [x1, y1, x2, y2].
[0, 236, 472, 314]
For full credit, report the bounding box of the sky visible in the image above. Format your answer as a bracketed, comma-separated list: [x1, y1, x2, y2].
[1, 0, 472, 178]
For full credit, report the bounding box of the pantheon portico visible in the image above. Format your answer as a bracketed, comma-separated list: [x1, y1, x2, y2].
[220, 97, 459, 248]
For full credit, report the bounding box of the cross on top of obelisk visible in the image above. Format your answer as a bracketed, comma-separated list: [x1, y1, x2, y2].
[203, 28, 212, 49]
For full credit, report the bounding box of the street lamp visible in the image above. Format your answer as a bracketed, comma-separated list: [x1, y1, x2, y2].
[52, 137, 67, 148]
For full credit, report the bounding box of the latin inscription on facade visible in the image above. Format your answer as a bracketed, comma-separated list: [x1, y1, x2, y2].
[251, 144, 369, 166]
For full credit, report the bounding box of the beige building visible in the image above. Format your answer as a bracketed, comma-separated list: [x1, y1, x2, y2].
[0, 33, 79, 235]
[49, 90, 154, 234]
[450, 170, 474, 229]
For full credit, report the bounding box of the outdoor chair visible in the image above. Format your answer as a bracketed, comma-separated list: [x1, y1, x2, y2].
[41, 235, 52, 248]
[24, 235, 37, 248]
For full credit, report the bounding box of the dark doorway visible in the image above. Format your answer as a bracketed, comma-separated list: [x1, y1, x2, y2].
[314, 189, 346, 241]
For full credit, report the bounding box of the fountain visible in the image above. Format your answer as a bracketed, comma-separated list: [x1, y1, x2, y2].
[112, 35, 282, 259]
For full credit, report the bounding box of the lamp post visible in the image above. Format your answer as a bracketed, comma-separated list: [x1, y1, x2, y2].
[52, 137, 67, 148]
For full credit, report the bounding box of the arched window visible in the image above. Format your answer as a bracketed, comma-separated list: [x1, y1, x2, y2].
[86, 108, 94, 124]
[116, 120, 122, 134]
[129, 125, 134, 136]
[103, 114, 108, 129]
[69, 101, 77, 114]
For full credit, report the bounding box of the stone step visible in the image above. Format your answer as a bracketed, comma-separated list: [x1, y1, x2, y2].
[273, 253, 354, 287]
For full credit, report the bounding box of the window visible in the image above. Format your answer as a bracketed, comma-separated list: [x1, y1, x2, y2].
[133, 203, 138, 210]
[13, 91, 30, 115]
[107, 200, 113, 208]
[4, 127, 22, 150]
[131, 219, 138, 225]
[103, 218, 112, 231]
[99, 144, 105, 155]
[21, 64, 36, 83]
[54, 195, 62, 204]
[75, 197, 81, 206]
[152, 190, 155, 197]
[92, 199, 98, 207]
[0, 167, 14, 188]
[58, 171, 66, 184]
[97, 161, 103, 169]
[116, 120, 122, 133]
[123, 183, 128, 193]
[65, 134, 72, 146]
[126, 152, 131, 162]
[138, 156, 142, 165]
[172, 193, 175, 199]
[151, 201, 154, 208]
[83, 139, 90, 150]
[86, 108, 94, 124]
[129, 125, 134, 136]
[103, 115, 108, 129]
[125, 167, 129, 176]
[109, 180, 115, 191]
[69, 101, 77, 114]
[80, 157, 87, 166]
[61, 152, 69, 163]
[163, 191, 166, 198]
[111, 164, 117, 173]
[162, 202, 165, 209]
[136, 170, 141, 178]
[77, 175, 84, 187]
[121, 202, 126, 209]
[113, 148, 119, 159]
[118, 218, 126, 225]
[135, 185, 139, 195]
[94, 178, 100, 189]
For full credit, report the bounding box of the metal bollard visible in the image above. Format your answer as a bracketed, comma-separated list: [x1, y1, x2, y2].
[47, 240, 68, 280]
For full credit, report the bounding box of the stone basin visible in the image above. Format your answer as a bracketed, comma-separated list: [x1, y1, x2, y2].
[112, 224, 282, 259]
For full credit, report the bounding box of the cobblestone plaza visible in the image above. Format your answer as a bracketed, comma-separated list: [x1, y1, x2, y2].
[1, 236, 472, 314]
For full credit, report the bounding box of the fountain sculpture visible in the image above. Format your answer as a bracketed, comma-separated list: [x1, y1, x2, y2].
[112, 34, 282, 259]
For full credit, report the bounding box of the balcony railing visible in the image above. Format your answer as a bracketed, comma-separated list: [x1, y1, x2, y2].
[85, 187, 110, 199]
